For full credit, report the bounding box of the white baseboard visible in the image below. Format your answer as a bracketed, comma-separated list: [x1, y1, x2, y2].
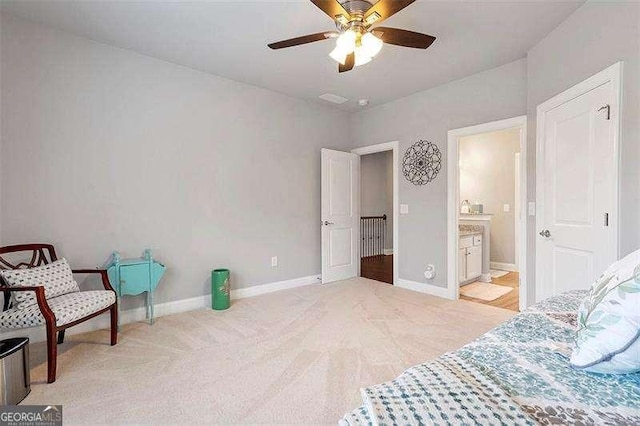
[1, 274, 321, 343]
[479, 273, 492, 283]
[383, 249, 394, 256]
[231, 274, 320, 298]
[490, 262, 518, 272]
[396, 278, 453, 300]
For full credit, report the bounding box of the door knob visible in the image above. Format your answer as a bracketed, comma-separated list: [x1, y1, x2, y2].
[539, 229, 551, 238]
[323, 221, 335, 226]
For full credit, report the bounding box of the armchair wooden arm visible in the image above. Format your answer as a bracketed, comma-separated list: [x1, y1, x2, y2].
[72, 269, 115, 292]
[0, 244, 118, 383]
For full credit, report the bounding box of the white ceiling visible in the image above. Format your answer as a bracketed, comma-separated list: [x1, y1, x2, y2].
[0, 0, 583, 111]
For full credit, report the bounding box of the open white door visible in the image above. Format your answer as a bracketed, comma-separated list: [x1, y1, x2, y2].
[536, 63, 620, 302]
[321, 148, 359, 284]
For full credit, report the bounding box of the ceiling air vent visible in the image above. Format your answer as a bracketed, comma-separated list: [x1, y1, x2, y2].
[319, 93, 349, 104]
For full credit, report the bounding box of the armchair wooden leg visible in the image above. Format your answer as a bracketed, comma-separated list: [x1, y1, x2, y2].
[110, 304, 118, 346]
[57, 330, 65, 344]
[46, 323, 58, 383]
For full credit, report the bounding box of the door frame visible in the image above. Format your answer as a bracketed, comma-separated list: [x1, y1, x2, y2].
[447, 116, 528, 310]
[515, 152, 521, 271]
[535, 62, 622, 298]
[351, 141, 399, 285]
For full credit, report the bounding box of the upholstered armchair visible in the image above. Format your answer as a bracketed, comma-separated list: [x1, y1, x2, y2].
[0, 244, 117, 383]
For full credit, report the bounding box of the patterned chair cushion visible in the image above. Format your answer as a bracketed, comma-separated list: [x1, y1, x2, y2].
[0, 258, 80, 310]
[0, 290, 115, 328]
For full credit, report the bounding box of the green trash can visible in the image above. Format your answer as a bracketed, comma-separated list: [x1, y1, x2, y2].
[211, 268, 230, 310]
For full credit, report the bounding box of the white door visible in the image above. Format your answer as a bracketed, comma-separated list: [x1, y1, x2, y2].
[321, 149, 360, 283]
[536, 65, 619, 302]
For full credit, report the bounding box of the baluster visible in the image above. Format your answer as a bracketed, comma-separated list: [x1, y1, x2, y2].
[378, 217, 381, 256]
[367, 219, 370, 257]
[361, 218, 364, 258]
[368, 219, 370, 257]
[376, 218, 379, 256]
[369, 219, 372, 257]
[383, 216, 386, 254]
[379, 217, 382, 256]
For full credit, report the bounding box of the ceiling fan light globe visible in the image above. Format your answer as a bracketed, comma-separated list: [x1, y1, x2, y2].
[329, 46, 348, 65]
[361, 32, 383, 57]
[336, 29, 357, 53]
[354, 52, 372, 67]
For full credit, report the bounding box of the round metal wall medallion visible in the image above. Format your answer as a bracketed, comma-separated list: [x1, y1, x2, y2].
[402, 140, 442, 185]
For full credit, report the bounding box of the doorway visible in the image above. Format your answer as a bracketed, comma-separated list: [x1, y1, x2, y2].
[447, 116, 528, 311]
[458, 128, 522, 311]
[352, 141, 399, 285]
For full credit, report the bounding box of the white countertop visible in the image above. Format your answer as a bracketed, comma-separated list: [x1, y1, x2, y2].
[460, 214, 493, 221]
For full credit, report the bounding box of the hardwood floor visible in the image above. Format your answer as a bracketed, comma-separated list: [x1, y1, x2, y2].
[460, 272, 519, 311]
[361, 255, 393, 284]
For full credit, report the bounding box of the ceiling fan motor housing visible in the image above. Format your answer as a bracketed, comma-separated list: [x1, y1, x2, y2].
[339, 0, 376, 15]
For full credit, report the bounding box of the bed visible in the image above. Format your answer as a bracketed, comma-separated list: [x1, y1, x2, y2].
[341, 291, 640, 425]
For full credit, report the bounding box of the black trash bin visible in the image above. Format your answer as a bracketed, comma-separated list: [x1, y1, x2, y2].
[0, 338, 30, 405]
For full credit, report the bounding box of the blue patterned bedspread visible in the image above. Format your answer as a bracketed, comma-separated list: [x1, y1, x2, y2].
[341, 291, 640, 425]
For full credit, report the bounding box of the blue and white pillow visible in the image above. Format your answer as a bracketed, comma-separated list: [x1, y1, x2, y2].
[570, 249, 640, 374]
[0, 259, 80, 310]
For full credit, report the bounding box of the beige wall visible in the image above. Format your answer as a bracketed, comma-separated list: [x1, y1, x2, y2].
[353, 1, 639, 298]
[361, 151, 393, 250]
[351, 59, 527, 286]
[526, 1, 639, 303]
[0, 14, 351, 310]
[460, 128, 520, 265]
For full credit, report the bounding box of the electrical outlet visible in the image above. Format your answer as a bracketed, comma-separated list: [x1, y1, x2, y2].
[271, 256, 278, 267]
[400, 204, 409, 215]
[424, 265, 436, 280]
[503, 204, 510, 212]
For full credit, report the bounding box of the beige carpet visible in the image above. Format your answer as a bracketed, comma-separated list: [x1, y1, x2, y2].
[23, 277, 514, 424]
[460, 282, 513, 301]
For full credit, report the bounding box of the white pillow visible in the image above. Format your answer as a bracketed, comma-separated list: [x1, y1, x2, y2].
[570, 249, 640, 374]
[0, 258, 80, 310]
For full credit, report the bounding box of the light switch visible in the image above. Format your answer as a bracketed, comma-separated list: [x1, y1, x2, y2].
[503, 204, 510, 212]
[528, 202, 536, 216]
[400, 204, 409, 215]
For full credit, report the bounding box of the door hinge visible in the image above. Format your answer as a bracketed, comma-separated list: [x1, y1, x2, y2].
[604, 212, 609, 227]
[598, 104, 610, 120]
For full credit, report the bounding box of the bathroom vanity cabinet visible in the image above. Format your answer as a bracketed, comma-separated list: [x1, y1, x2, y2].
[459, 234, 482, 283]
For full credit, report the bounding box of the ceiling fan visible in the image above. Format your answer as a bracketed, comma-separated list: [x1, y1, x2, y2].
[268, 0, 436, 73]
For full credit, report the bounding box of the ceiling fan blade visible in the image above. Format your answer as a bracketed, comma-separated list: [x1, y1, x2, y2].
[268, 31, 338, 49]
[310, 0, 351, 22]
[339, 53, 355, 73]
[375, 27, 436, 49]
[364, 0, 415, 26]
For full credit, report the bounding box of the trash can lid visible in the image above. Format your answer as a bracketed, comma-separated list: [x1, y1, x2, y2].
[0, 337, 29, 358]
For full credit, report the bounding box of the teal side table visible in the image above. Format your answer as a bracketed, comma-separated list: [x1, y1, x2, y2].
[106, 249, 166, 329]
